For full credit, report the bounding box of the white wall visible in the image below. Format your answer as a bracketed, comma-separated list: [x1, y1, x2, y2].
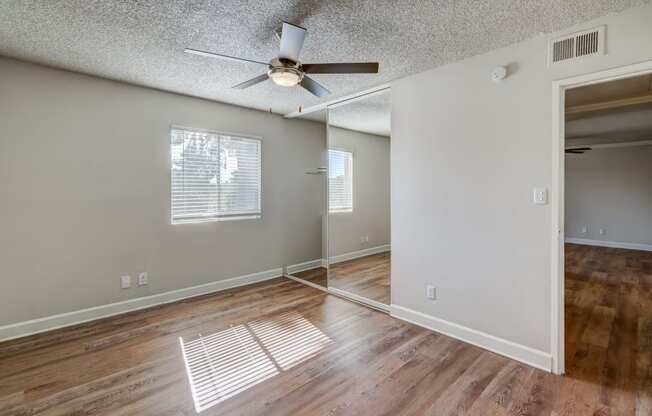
[390, 2, 652, 363]
[566, 145, 652, 245]
[328, 127, 390, 257]
[0, 57, 325, 326]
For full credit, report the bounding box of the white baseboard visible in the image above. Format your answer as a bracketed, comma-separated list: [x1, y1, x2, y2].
[285, 259, 324, 275]
[329, 244, 391, 265]
[0, 267, 283, 342]
[565, 237, 652, 252]
[390, 304, 552, 372]
[288, 246, 391, 272]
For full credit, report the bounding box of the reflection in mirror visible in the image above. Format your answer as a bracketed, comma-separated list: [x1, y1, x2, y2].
[327, 90, 391, 307]
[285, 109, 329, 290]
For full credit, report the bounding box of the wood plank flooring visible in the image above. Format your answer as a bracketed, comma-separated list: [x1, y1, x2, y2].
[290, 266, 328, 288]
[564, 243, 652, 415]
[329, 252, 391, 305]
[0, 244, 650, 415]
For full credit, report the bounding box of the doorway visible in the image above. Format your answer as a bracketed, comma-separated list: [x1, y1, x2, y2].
[551, 61, 652, 375]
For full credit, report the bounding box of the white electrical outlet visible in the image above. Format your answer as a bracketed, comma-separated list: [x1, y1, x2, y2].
[121, 275, 131, 289]
[138, 272, 148, 286]
[532, 187, 548, 205]
[581, 225, 588, 234]
[426, 285, 436, 300]
[599, 228, 606, 235]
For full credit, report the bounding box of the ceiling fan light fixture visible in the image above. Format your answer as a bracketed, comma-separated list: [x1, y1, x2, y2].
[268, 66, 303, 87]
[187, 22, 378, 96]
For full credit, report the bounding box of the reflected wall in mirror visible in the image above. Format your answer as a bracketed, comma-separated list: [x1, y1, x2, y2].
[327, 90, 391, 307]
[285, 109, 329, 290]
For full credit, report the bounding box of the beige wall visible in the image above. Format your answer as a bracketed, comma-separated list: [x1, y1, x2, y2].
[0, 58, 325, 326]
[566, 145, 652, 245]
[328, 127, 390, 258]
[391, 2, 652, 355]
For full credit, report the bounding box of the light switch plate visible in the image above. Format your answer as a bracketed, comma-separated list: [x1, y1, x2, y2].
[533, 188, 548, 205]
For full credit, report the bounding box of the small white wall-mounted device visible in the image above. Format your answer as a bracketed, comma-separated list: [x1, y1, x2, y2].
[121, 275, 131, 289]
[138, 272, 148, 286]
[533, 187, 548, 205]
[491, 66, 507, 82]
[426, 285, 436, 300]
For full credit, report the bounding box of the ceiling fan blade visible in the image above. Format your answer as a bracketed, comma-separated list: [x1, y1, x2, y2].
[565, 147, 592, 153]
[300, 75, 330, 97]
[184, 48, 269, 66]
[232, 73, 269, 89]
[302, 62, 379, 74]
[279, 22, 306, 62]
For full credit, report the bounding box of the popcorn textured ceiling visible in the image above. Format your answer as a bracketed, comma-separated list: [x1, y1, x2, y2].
[313, 91, 391, 136]
[0, 0, 648, 119]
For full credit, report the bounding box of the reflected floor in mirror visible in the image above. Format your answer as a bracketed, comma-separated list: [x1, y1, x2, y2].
[329, 252, 390, 305]
[290, 267, 328, 288]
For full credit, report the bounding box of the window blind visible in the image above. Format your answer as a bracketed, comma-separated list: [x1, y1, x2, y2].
[328, 149, 353, 213]
[171, 128, 262, 223]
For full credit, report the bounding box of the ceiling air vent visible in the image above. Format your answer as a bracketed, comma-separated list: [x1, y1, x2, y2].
[549, 26, 605, 65]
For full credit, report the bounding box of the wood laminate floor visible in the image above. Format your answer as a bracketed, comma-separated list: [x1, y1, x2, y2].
[563, 243, 652, 415]
[1, 244, 651, 415]
[329, 252, 391, 305]
[290, 266, 328, 288]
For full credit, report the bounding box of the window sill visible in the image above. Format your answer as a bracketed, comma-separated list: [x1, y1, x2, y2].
[329, 209, 353, 215]
[172, 215, 262, 225]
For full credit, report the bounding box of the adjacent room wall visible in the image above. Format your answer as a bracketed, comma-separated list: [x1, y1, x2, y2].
[328, 126, 390, 258]
[566, 145, 652, 246]
[0, 57, 326, 327]
[390, 2, 652, 366]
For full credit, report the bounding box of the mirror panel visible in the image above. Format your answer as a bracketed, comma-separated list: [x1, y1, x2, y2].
[285, 109, 329, 290]
[327, 90, 391, 306]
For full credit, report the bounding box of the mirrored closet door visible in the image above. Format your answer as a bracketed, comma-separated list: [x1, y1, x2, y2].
[327, 89, 391, 309]
[284, 110, 329, 290]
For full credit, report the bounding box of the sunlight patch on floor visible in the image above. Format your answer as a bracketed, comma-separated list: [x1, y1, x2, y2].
[180, 311, 332, 412]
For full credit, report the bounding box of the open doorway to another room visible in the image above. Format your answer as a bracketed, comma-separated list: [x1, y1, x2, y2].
[562, 72, 652, 387]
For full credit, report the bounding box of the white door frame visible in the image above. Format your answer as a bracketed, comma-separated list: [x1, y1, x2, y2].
[550, 60, 652, 375]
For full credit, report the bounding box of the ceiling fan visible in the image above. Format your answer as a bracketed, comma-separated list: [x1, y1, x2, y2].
[184, 22, 379, 97]
[565, 147, 592, 154]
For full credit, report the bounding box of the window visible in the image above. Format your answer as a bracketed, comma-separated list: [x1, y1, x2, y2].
[328, 149, 353, 213]
[171, 127, 261, 224]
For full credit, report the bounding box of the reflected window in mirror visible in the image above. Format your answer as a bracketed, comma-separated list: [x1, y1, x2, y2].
[328, 149, 353, 213]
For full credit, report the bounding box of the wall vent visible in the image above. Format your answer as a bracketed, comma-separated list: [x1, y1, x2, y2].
[549, 26, 605, 65]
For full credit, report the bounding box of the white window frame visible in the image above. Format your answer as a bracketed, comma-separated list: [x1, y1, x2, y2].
[170, 125, 262, 224]
[328, 148, 354, 214]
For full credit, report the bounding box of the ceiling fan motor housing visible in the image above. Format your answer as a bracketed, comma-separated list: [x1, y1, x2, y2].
[268, 58, 304, 87]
